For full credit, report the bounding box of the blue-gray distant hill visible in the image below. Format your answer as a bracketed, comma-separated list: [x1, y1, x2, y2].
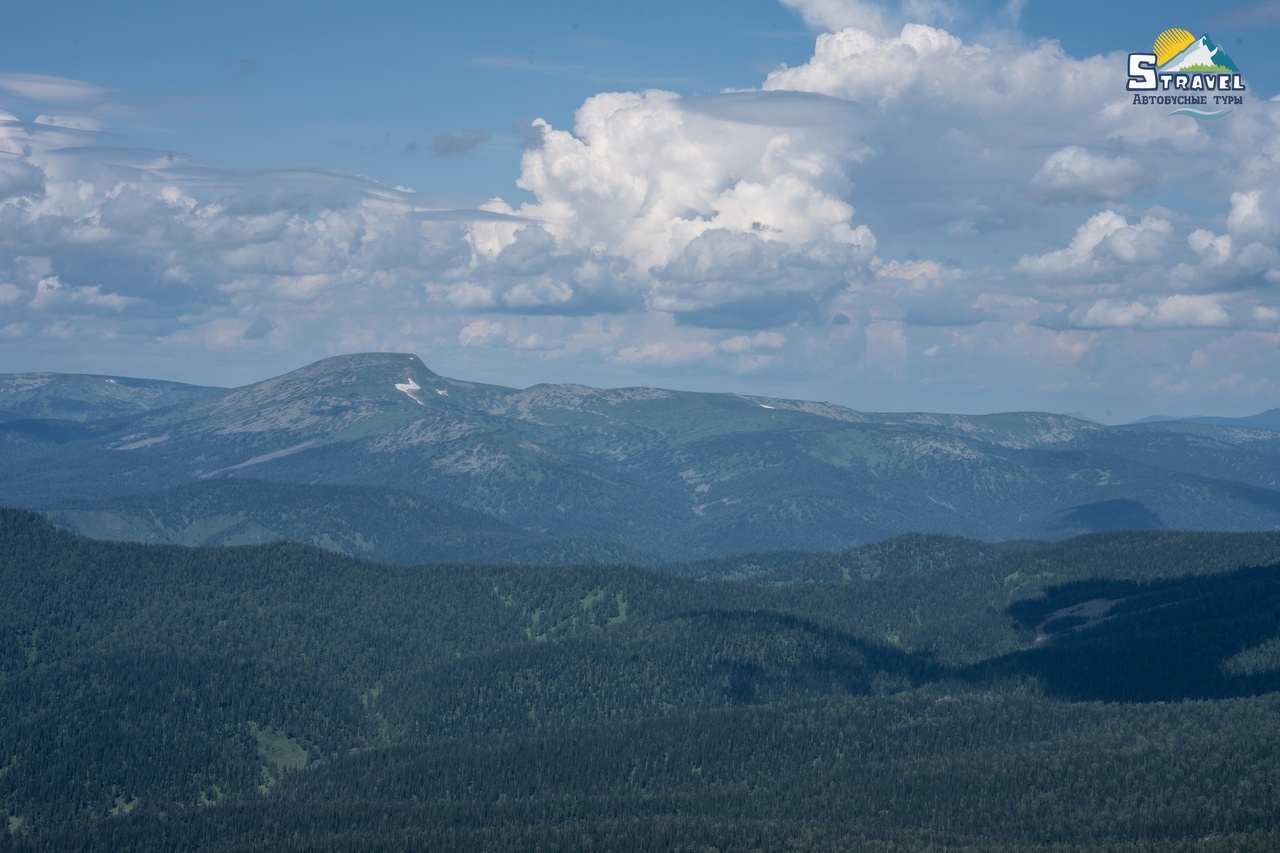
[0, 371, 220, 422]
[4, 353, 1280, 561]
[1130, 408, 1280, 431]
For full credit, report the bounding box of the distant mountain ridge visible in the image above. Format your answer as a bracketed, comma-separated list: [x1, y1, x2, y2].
[1130, 409, 1280, 430]
[0, 371, 220, 422]
[3, 352, 1280, 561]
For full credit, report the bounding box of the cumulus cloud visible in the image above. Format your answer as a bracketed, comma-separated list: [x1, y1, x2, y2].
[762, 22, 1113, 111]
[2, 3, 1280, 418]
[749, 19, 1210, 271]
[443, 84, 881, 329]
[458, 319, 505, 346]
[1226, 188, 1280, 248]
[1042, 295, 1233, 331]
[491, 89, 874, 273]
[1015, 211, 1173, 279]
[1029, 147, 1155, 202]
[720, 331, 786, 353]
[29, 276, 139, 312]
[0, 114, 495, 361]
[0, 160, 44, 200]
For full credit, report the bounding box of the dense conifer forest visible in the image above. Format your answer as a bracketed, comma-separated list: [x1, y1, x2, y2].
[3, 508, 1280, 850]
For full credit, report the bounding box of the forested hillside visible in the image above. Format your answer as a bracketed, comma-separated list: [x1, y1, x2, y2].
[41, 479, 644, 566]
[3, 509, 1280, 850]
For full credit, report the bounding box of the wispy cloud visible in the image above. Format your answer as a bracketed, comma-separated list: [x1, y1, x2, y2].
[431, 130, 490, 157]
[1211, 1, 1280, 29]
[468, 56, 574, 73]
[0, 73, 110, 102]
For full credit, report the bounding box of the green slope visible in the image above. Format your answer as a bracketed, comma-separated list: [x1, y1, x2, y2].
[42, 478, 645, 565]
[4, 510, 1280, 849]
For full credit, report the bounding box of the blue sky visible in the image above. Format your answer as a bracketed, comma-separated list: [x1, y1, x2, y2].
[3, 0, 1280, 421]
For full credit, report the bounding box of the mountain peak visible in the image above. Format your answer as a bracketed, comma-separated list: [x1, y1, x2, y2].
[290, 352, 439, 380]
[148, 353, 452, 437]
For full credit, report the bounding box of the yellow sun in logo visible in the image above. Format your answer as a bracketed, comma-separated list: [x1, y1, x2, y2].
[1153, 28, 1196, 66]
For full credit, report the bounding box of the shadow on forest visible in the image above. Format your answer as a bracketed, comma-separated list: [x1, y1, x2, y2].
[665, 608, 949, 703]
[671, 561, 1280, 706]
[963, 563, 1280, 702]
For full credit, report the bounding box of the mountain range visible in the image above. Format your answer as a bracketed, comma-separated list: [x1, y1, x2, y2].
[4, 352, 1280, 562]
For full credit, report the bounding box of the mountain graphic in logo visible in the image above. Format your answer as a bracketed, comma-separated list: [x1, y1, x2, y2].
[1154, 28, 1240, 75]
[1126, 27, 1247, 119]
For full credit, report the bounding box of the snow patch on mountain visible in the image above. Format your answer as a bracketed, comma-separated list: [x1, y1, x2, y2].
[395, 377, 426, 405]
[112, 434, 170, 451]
[734, 395, 868, 423]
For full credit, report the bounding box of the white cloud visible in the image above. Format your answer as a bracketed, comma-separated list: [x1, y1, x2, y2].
[499, 88, 873, 272]
[779, 0, 895, 35]
[1226, 189, 1280, 246]
[503, 279, 574, 308]
[875, 259, 942, 280]
[1147, 295, 1231, 329]
[451, 85, 878, 328]
[720, 331, 787, 353]
[615, 338, 717, 365]
[1188, 229, 1231, 266]
[33, 114, 105, 132]
[762, 22, 1114, 112]
[1070, 299, 1152, 329]
[2, 6, 1280, 419]
[458, 320, 505, 346]
[29, 276, 138, 312]
[0, 73, 109, 102]
[1050, 295, 1232, 331]
[444, 282, 497, 309]
[1015, 211, 1173, 279]
[779, 0, 959, 37]
[1029, 147, 1154, 202]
